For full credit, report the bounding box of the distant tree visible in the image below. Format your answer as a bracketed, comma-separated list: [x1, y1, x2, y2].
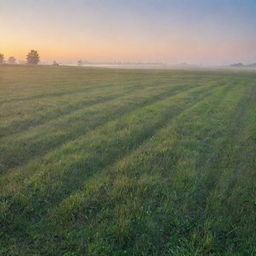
[230, 63, 244, 68]
[77, 60, 83, 66]
[8, 56, 16, 64]
[0, 54, 4, 64]
[52, 60, 59, 66]
[26, 50, 40, 64]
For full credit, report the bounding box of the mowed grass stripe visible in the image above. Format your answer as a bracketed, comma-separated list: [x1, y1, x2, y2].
[184, 80, 256, 253]
[4, 76, 236, 254]
[0, 80, 122, 105]
[1, 82, 183, 172]
[0, 69, 235, 140]
[0, 83, 222, 253]
[188, 79, 254, 208]
[1, 69, 196, 125]
[0, 75, 192, 137]
[0, 81, 221, 234]
[0, 66, 149, 104]
[0, 79, 219, 174]
[1, 67, 256, 255]
[50, 78, 237, 223]
[0, 70, 225, 136]
[0, 84, 218, 209]
[0, 67, 209, 104]
[0, 80, 220, 188]
[40, 81, 246, 255]
[0, 70, 186, 120]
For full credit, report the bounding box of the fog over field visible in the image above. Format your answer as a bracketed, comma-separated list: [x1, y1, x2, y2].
[1, 0, 256, 255]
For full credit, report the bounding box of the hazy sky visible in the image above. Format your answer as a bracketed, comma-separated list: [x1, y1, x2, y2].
[1, 0, 256, 64]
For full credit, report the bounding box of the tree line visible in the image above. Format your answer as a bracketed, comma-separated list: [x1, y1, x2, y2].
[1, 50, 85, 66]
[0, 50, 40, 65]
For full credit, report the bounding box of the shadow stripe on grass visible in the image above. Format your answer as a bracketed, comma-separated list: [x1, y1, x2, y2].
[0, 81, 219, 174]
[0, 70, 199, 105]
[49, 80, 235, 225]
[1, 82, 223, 228]
[180, 81, 256, 252]
[1, 83, 185, 172]
[2, 81, 222, 187]
[37, 82, 242, 255]
[0, 76, 150, 105]
[187, 80, 253, 212]
[0, 78, 188, 137]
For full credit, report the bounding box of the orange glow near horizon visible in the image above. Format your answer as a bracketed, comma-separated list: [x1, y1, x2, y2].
[1, 0, 256, 65]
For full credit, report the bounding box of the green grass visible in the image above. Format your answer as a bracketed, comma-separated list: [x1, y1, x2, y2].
[0, 65, 256, 255]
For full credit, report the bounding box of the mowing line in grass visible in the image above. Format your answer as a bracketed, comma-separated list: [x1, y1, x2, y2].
[0, 80, 221, 174]
[0, 82, 231, 254]
[0, 81, 222, 222]
[38, 80, 247, 255]
[1, 66, 256, 255]
[1, 77, 196, 137]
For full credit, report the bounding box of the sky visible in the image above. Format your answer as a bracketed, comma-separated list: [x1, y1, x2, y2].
[1, 0, 256, 65]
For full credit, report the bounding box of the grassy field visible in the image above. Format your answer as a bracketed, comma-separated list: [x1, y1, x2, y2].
[0, 65, 256, 255]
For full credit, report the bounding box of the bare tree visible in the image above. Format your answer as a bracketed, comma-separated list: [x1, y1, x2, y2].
[0, 54, 4, 64]
[26, 50, 40, 64]
[8, 56, 16, 64]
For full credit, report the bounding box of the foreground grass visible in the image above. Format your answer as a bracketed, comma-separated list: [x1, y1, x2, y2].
[0, 65, 256, 255]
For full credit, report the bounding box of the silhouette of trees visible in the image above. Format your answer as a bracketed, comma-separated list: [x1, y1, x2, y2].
[0, 54, 4, 64]
[26, 50, 40, 64]
[8, 56, 16, 64]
